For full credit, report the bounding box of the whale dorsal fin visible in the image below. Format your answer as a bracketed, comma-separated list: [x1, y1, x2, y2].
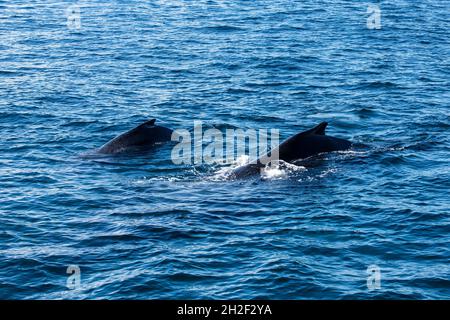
[132, 119, 156, 132]
[303, 122, 327, 136]
[144, 118, 156, 126]
[313, 122, 327, 135]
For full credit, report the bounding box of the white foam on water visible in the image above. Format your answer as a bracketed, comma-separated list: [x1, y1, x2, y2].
[261, 160, 306, 181]
[209, 155, 252, 181]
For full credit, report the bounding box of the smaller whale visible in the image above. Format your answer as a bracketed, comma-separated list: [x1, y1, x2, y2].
[97, 118, 173, 154]
[230, 122, 352, 179]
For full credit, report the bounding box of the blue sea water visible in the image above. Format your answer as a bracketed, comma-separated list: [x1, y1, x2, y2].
[0, 0, 449, 299]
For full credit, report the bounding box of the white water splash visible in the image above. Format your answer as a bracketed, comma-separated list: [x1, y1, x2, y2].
[235, 154, 250, 166]
[261, 160, 306, 180]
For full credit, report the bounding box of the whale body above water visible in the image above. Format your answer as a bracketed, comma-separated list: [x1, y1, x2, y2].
[230, 122, 352, 179]
[97, 119, 173, 154]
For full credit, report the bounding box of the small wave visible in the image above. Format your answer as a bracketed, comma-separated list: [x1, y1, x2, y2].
[203, 25, 245, 32]
[226, 87, 254, 94]
[0, 70, 16, 75]
[129, 174, 190, 185]
[357, 80, 402, 89]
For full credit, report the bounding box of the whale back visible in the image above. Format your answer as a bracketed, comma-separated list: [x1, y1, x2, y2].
[277, 122, 351, 162]
[98, 119, 173, 154]
[230, 122, 352, 179]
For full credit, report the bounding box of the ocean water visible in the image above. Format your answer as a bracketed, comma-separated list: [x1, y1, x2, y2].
[0, 0, 449, 299]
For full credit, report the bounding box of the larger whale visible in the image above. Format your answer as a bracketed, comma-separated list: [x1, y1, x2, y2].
[97, 118, 173, 154]
[230, 122, 352, 179]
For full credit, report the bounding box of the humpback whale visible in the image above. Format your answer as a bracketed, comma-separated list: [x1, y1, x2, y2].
[97, 118, 173, 154]
[230, 122, 352, 178]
